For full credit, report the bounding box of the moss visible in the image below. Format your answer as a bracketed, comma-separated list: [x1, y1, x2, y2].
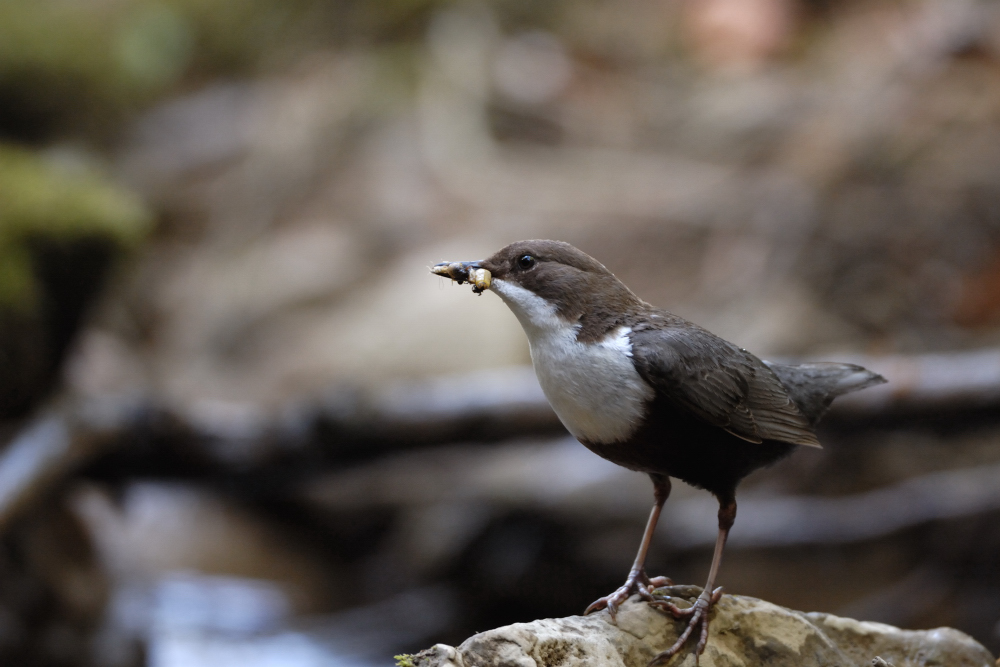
[0, 145, 151, 310]
[0, 0, 294, 140]
[0, 0, 471, 142]
[395, 654, 416, 667]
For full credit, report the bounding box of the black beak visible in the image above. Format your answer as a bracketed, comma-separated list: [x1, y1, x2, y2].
[430, 260, 480, 283]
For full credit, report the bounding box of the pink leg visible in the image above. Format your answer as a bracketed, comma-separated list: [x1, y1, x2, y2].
[585, 475, 673, 621]
[649, 496, 736, 665]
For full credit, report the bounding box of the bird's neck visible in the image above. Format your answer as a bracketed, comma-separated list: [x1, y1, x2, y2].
[491, 277, 646, 344]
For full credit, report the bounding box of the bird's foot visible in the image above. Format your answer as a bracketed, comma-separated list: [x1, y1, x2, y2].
[647, 586, 723, 665]
[584, 569, 672, 621]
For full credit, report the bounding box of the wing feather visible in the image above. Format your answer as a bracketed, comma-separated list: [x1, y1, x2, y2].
[630, 320, 820, 448]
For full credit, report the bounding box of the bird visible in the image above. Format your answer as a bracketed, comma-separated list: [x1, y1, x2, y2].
[430, 239, 886, 664]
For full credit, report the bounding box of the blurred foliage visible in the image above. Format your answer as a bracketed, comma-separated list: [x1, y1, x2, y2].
[0, 0, 455, 143]
[0, 145, 151, 311]
[0, 144, 151, 418]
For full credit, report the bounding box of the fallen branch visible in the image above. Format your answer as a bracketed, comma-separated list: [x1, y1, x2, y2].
[7, 346, 1000, 536]
[304, 438, 1000, 550]
[329, 348, 1000, 440]
[664, 461, 1000, 548]
[0, 396, 142, 531]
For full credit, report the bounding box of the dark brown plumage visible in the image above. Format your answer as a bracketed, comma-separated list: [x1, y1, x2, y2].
[431, 240, 886, 664]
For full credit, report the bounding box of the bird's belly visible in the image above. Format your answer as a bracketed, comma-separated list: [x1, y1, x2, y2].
[587, 397, 799, 496]
[529, 327, 654, 445]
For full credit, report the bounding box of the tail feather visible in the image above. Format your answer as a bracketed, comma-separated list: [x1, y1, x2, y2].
[763, 361, 887, 426]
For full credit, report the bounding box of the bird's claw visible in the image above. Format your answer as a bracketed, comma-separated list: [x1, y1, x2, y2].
[585, 570, 672, 621]
[647, 587, 723, 665]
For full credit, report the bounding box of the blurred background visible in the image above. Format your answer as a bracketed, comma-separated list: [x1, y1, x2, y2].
[2, 0, 1000, 665]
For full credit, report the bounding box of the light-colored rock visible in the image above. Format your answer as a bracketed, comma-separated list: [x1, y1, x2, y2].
[409, 590, 995, 667]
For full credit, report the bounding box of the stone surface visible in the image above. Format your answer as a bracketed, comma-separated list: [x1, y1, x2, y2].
[411, 589, 996, 667]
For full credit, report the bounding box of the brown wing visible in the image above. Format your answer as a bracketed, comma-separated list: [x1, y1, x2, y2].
[630, 320, 821, 448]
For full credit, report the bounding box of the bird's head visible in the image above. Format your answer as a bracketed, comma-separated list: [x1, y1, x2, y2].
[432, 240, 642, 336]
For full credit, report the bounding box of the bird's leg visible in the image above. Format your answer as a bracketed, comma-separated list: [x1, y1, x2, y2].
[585, 475, 673, 621]
[649, 496, 736, 665]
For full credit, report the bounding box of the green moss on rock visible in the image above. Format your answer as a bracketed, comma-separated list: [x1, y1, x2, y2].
[0, 145, 151, 310]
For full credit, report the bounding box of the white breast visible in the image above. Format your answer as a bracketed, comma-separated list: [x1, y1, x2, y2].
[491, 279, 654, 444]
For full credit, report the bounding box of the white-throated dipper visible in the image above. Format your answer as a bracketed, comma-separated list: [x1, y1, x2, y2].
[431, 240, 886, 664]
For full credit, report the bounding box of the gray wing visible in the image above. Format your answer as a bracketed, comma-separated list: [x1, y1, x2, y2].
[764, 361, 886, 426]
[630, 323, 821, 448]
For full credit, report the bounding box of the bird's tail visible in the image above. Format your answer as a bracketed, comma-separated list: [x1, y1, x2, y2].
[763, 361, 887, 426]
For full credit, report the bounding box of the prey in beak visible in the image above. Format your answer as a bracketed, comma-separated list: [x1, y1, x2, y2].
[431, 260, 492, 294]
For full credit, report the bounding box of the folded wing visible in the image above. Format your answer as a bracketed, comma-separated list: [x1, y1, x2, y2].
[630, 321, 821, 448]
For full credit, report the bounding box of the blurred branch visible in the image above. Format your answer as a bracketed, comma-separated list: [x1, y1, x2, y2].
[665, 461, 1000, 549]
[7, 346, 1000, 534]
[345, 348, 1000, 435]
[823, 349, 1000, 413]
[305, 435, 1000, 551]
[0, 396, 142, 531]
[318, 366, 562, 451]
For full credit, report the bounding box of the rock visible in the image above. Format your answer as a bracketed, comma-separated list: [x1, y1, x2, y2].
[409, 588, 995, 667]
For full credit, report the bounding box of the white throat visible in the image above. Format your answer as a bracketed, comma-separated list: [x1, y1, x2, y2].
[491, 278, 654, 444]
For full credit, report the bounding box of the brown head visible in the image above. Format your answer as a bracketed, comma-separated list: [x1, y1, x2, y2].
[432, 240, 644, 341]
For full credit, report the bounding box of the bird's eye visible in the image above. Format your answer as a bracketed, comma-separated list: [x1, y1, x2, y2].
[517, 255, 536, 270]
